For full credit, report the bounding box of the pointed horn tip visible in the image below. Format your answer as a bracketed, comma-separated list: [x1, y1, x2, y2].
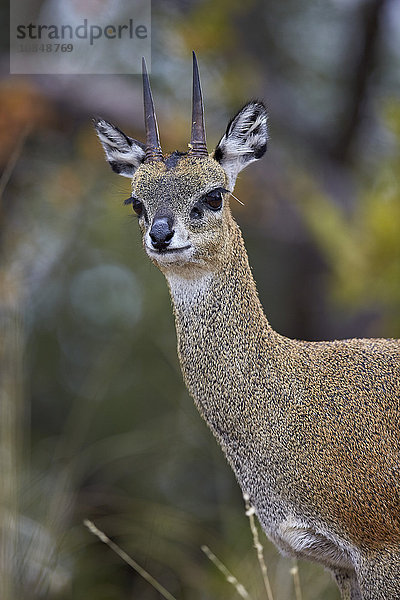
[192, 51, 200, 75]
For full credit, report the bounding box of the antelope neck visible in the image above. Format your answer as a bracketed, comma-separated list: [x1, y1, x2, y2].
[165, 222, 278, 435]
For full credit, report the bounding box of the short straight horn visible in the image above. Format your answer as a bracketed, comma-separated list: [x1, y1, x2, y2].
[142, 57, 163, 162]
[188, 51, 208, 157]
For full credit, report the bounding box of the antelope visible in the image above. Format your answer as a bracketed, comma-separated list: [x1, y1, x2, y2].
[94, 54, 400, 599]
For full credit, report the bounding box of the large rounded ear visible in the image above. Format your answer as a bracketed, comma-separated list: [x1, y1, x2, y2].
[213, 101, 268, 189]
[94, 118, 146, 178]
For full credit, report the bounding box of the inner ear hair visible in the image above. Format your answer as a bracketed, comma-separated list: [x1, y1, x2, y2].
[93, 118, 146, 178]
[213, 101, 268, 188]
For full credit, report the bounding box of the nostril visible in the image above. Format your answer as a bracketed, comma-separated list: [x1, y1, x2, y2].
[151, 237, 173, 250]
[164, 229, 174, 242]
[149, 231, 158, 243]
[150, 230, 174, 245]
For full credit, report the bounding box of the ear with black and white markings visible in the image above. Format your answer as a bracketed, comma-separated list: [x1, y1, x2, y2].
[213, 101, 268, 189]
[94, 118, 146, 178]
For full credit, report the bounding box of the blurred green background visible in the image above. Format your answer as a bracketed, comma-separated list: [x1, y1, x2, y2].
[1, 0, 399, 598]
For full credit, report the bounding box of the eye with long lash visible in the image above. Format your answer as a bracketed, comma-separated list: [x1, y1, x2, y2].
[124, 194, 144, 216]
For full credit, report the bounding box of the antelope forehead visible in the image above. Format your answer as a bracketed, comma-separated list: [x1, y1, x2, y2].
[171, 154, 225, 179]
[132, 155, 226, 205]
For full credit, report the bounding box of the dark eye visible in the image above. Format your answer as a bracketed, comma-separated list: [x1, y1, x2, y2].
[203, 189, 223, 211]
[124, 195, 143, 215]
[132, 198, 144, 216]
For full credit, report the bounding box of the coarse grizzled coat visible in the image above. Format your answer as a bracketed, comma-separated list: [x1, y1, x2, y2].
[95, 54, 400, 600]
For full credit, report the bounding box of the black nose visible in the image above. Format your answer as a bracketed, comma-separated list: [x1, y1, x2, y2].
[149, 216, 174, 250]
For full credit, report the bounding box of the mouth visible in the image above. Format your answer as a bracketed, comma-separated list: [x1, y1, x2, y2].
[145, 244, 193, 261]
[159, 245, 191, 254]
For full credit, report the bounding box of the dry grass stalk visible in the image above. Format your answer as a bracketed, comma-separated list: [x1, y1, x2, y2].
[84, 520, 178, 600]
[201, 545, 252, 599]
[290, 560, 303, 600]
[243, 493, 274, 600]
[0, 125, 30, 202]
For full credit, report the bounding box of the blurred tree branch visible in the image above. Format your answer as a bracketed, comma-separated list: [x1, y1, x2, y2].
[331, 0, 387, 163]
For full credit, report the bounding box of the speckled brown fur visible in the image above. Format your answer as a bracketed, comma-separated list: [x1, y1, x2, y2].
[164, 204, 400, 599]
[167, 215, 400, 546]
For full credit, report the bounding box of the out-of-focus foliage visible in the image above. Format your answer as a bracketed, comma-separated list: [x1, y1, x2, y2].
[0, 0, 399, 599]
[298, 99, 400, 336]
